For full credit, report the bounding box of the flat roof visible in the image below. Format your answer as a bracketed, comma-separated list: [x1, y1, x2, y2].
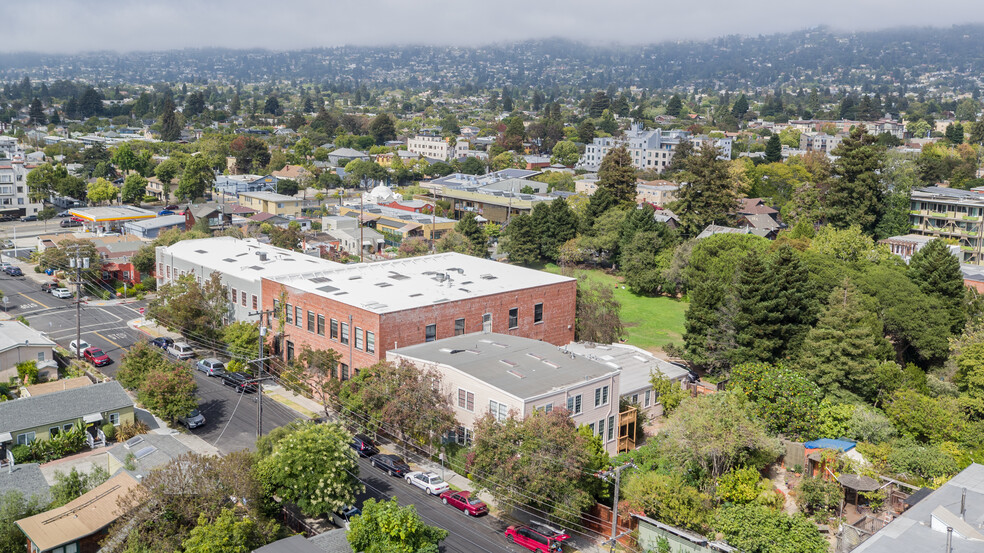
[0, 320, 56, 354]
[239, 190, 301, 202]
[16, 471, 142, 551]
[340, 204, 455, 225]
[123, 214, 186, 230]
[272, 252, 574, 314]
[159, 237, 343, 282]
[69, 205, 157, 222]
[562, 342, 689, 393]
[390, 333, 619, 401]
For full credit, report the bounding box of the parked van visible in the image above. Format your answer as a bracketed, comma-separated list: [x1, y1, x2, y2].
[168, 342, 196, 360]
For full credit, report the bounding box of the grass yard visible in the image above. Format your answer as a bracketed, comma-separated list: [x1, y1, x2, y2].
[541, 263, 689, 352]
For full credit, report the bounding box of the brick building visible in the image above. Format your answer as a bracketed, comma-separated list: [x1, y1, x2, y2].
[261, 252, 576, 377]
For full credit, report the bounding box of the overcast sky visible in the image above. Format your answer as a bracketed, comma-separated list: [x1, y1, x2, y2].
[7, 0, 984, 53]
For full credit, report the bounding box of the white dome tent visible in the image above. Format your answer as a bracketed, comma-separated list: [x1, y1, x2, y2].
[363, 185, 397, 205]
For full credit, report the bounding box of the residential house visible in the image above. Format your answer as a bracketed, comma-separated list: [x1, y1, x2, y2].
[320, 215, 384, 256]
[238, 191, 304, 218]
[0, 463, 50, 506]
[408, 134, 456, 160]
[183, 203, 238, 231]
[574, 177, 678, 207]
[255, 532, 353, 553]
[634, 514, 737, 553]
[156, 237, 342, 322]
[881, 234, 960, 263]
[0, 321, 56, 383]
[431, 186, 552, 224]
[106, 433, 192, 478]
[249, 212, 292, 227]
[273, 165, 313, 185]
[0, 148, 43, 219]
[337, 204, 456, 241]
[22, 376, 92, 398]
[213, 174, 278, 197]
[799, 132, 843, 155]
[261, 252, 576, 376]
[0, 381, 134, 454]
[327, 148, 369, 166]
[16, 471, 142, 553]
[388, 333, 622, 452]
[696, 224, 776, 240]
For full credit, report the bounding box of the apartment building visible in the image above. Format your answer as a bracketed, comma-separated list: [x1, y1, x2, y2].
[237, 191, 304, 217]
[0, 148, 42, 219]
[909, 187, 984, 264]
[579, 125, 731, 173]
[799, 132, 843, 155]
[407, 135, 467, 161]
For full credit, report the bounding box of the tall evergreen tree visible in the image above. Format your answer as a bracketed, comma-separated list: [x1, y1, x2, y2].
[28, 97, 45, 125]
[597, 145, 636, 205]
[908, 238, 966, 333]
[159, 98, 181, 142]
[577, 120, 596, 144]
[501, 213, 539, 266]
[666, 95, 683, 117]
[796, 280, 891, 402]
[670, 144, 739, 236]
[581, 185, 617, 233]
[684, 280, 727, 367]
[368, 113, 397, 145]
[455, 212, 487, 257]
[826, 127, 884, 233]
[731, 251, 782, 365]
[229, 92, 241, 115]
[589, 91, 610, 118]
[764, 135, 782, 163]
[731, 94, 749, 119]
[542, 198, 579, 261]
[770, 245, 819, 356]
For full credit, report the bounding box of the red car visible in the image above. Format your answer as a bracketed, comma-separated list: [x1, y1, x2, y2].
[83, 347, 111, 367]
[439, 490, 488, 516]
[505, 525, 569, 553]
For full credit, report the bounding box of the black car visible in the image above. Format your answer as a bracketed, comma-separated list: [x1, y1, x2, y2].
[41, 282, 57, 293]
[149, 337, 174, 350]
[60, 219, 82, 228]
[220, 371, 257, 393]
[20, 215, 37, 222]
[370, 454, 411, 477]
[351, 434, 379, 457]
[3, 266, 22, 276]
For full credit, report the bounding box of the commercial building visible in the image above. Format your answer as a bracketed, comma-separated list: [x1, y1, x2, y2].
[237, 191, 304, 217]
[432, 187, 552, 224]
[908, 187, 984, 264]
[389, 333, 622, 452]
[155, 237, 342, 321]
[337, 204, 456, 241]
[68, 205, 157, 234]
[122, 214, 186, 239]
[261, 252, 576, 376]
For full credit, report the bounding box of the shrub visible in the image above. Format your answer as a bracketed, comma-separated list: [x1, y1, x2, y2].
[16, 361, 39, 386]
[102, 423, 116, 441]
[9, 445, 29, 464]
[886, 443, 958, 481]
[795, 477, 843, 515]
[115, 420, 150, 442]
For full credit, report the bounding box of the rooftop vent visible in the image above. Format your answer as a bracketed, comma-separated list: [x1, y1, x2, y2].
[500, 359, 518, 367]
[388, 273, 410, 281]
[348, 275, 361, 280]
[257, 252, 268, 261]
[506, 369, 525, 378]
[334, 291, 348, 296]
[527, 353, 545, 361]
[409, 293, 423, 297]
[480, 274, 497, 280]
[375, 282, 393, 288]
[310, 277, 331, 283]
[194, 249, 207, 254]
[318, 285, 339, 293]
[222, 258, 236, 263]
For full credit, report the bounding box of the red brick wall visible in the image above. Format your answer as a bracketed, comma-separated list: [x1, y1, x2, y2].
[262, 278, 575, 373]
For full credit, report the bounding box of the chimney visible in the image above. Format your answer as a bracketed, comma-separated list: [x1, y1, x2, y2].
[961, 488, 967, 520]
[946, 527, 952, 553]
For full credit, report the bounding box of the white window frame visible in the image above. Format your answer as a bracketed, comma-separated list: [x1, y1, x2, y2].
[566, 394, 582, 415]
[16, 432, 35, 445]
[457, 389, 475, 411]
[109, 412, 120, 425]
[489, 400, 508, 422]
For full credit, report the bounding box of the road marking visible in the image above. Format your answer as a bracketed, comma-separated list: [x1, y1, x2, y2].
[94, 331, 127, 352]
[29, 295, 50, 309]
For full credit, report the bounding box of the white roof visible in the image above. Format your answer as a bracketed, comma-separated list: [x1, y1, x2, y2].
[123, 214, 185, 230]
[562, 342, 689, 393]
[159, 237, 342, 283]
[238, 190, 299, 202]
[0, 321, 56, 354]
[272, 252, 574, 314]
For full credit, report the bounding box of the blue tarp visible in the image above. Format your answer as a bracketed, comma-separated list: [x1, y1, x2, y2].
[804, 438, 856, 452]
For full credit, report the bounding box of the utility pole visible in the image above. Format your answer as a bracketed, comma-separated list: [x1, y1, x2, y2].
[597, 461, 635, 553]
[248, 307, 278, 438]
[359, 192, 364, 263]
[68, 246, 89, 358]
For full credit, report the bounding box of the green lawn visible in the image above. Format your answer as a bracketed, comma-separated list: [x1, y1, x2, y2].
[542, 264, 689, 352]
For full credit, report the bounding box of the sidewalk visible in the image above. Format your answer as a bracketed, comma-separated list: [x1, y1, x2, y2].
[128, 317, 180, 340]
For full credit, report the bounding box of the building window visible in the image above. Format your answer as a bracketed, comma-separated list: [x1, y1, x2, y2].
[63, 424, 72, 432]
[341, 363, 349, 381]
[489, 400, 508, 422]
[317, 315, 325, 336]
[645, 390, 651, 407]
[483, 313, 492, 332]
[598, 418, 605, 439]
[458, 389, 475, 411]
[366, 331, 375, 353]
[295, 306, 302, 327]
[566, 394, 582, 415]
[543, 403, 553, 413]
[286, 340, 294, 361]
[595, 385, 609, 407]
[330, 361, 337, 379]
[607, 415, 615, 441]
[331, 319, 338, 340]
[355, 327, 364, 350]
[454, 318, 465, 336]
[109, 412, 120, 425]
[16, 432, 35, 445]
[508, 308, 518, 329]
[534, 303, 543, 324]
[231, 287, 237, 302]
[341, 323, 349, 345]
[425, 324, 436, 342]
[307, 311, 315, 332]
[37, 351, 44, 361]
[588, 423, 595, 434]
[241, 291, 247, 307]
[49, 426, 60, 437]
[252, 295, 258, 310]
[286, 304, 292, 324]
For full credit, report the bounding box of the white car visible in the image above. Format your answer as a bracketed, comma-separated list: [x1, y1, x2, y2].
[168, 341, 196, 360]
[52, 288, 72, 299]
[405, 471, 449, 495]
[69, 339, 90, 355]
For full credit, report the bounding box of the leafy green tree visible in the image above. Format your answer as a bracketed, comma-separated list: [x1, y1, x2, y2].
[182, 508, 271, 553]
[0, 491, 48, 553]
[369, 113, 397, 145]
[731, 94, 749, 119]
[230, 135, 271, 174]
[885, 389, 967, 443]
[909, 238, 966, 334]
[575, 278, 624, 343]
[795, 477, 844, 516]
[729, 363, 821, 440]
[671, 144, 739, 236]
[177, 155, 214, 200]
[715, 504, 828, 553]
[117, 341, 171, 389]
[147, 272, 230, 344]
[159, 98, 181, 142]
[597, 145, 636, 205]
[347, 498, 448, 553]
[650, 372, 685, 416]
[257, 422, 363, 517]
[621, 232, 672, 295]
[717, 466, 770, 505]
[153, 158, 180, 201]
[223, 321, 260, 362]
[470, 409, 597, 527]
[764, 135, 782, 163]
[120, 173, 147, 204]
[956, 340, 984, 418]
[827, 127, 885, 233]
[501, 213, 539, 265]
[551, 140, 580, 167]
[797, 279, 892, 402]
[111, 143, 139, 175]
[86, 177, 118, 205]
[459, 156, 485, 175]
[454, 212, 487, 257]
[623, 471, 711, 533]
[49, 466, 110, 508]
[26, 163, 57, 203]
[138, 364, 198, 423]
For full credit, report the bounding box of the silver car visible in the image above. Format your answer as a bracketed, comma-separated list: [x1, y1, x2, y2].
[167, 342, 195, 360]
[178, 408, 205, 429]
[196, 358, 225, 376]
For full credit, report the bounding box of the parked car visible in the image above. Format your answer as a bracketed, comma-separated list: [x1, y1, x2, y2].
[3, 266, 22, 276]
[149, 337, 174, 350]
[165, 204, 179, 211]
[40, 282, 57, 293]
[0, 262, 10, 271]
[56, 210, 72, 218]
[406, 471, 449, 495]
[370, 454, 411, 477]
[330, 505, 361, 530]
[504, 525, 569, 553]
[167, 342, 195, 360]
[178, 408, 206, 429]
[157, 210, 174, 216]
[60, 219, 82, 228]
[220, 371, 257, 393]
[439, 490, 488, 516]
[20, 215, 37, 222]
[52, 288, 73, 299]
[351, 434, 379, 457]
[69, 339, 90, 355]
[196, 358, 225, 376]
[83, 347, 111, 367]
[0, 240, 13, 249]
